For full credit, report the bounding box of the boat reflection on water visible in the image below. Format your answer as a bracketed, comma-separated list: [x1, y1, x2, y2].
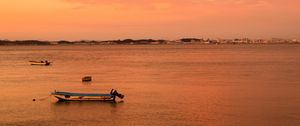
[50, 99, 125, 123]
[81, 81, 92, 85]
[53, 99, 124, 107]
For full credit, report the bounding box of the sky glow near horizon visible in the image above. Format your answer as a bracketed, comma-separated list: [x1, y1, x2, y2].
[0, 0, 299, 40]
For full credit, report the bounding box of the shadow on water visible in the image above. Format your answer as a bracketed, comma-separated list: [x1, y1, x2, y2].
[81, 81, 92, 85]
[49, 100, 125, 121]
[52, 100, 125, 108]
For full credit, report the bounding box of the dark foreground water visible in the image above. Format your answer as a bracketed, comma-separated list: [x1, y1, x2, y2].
[0, 44, 300, 126]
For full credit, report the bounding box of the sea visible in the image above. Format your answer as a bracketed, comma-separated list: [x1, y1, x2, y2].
[0, 44, 299, 126]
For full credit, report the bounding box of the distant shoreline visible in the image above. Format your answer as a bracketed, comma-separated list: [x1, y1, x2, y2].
[1, 38, 299, 46]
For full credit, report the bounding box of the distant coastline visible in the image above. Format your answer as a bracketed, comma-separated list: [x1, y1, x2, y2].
[0, 38, 299, 46]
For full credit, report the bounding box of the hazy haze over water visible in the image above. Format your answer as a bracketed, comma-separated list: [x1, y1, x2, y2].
[0, 45, 300, 126]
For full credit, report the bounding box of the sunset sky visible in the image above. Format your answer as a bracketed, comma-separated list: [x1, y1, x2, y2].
[0, 0, 299, 40]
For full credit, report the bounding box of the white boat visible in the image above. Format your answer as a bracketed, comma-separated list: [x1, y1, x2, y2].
[51, 89, 124, 102]
[29, 61, 51, 66]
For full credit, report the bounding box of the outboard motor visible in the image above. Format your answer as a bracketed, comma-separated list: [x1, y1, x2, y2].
[111, 89, 125, 99]
[116, 92, 124, 99]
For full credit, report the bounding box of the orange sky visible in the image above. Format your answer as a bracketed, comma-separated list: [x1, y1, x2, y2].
[0, 0, 299, 40]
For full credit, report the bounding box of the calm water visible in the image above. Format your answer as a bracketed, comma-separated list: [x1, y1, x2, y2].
[0, 45, 300, 126]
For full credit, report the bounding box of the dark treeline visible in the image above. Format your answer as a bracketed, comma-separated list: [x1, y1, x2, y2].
[0, 40, 51, 45]
[103, 39, 167, 45]
[1, 38, 299, 45]
[0, 39, 168, 46]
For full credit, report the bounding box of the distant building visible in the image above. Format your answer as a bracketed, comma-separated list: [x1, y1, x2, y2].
[232, 38, 251, 44]
[251, 39, 267, 44]
[271, 38, 288, 44]
[292, 39, 299, 43]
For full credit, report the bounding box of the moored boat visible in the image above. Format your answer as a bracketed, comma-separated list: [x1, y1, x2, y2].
[30, 60, 51, 66]
[51, 89, 124, 102]
[82, 76, 92, 82]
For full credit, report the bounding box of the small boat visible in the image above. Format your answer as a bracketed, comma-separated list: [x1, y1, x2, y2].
[82, 76, 92, 82]
[51, 89, 124, 102]
[29, 60, 51, 66]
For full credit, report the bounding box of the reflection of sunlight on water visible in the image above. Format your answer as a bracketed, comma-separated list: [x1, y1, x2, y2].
[1, 45, 300, 126]
[50, 100, 125, 124]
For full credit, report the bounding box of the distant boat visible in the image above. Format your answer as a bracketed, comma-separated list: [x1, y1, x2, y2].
[29, 60, 51, 66]
[51, 89, 124, 102]
[82, 76, 92, 82]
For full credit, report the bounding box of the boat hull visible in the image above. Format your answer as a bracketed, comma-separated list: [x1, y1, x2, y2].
[51, 91, 119, 101]
[82, 76, 92, 82]
[30, 61, 51, 66]
[31, 63, 50, 65]
[53, 95, 115, 101]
